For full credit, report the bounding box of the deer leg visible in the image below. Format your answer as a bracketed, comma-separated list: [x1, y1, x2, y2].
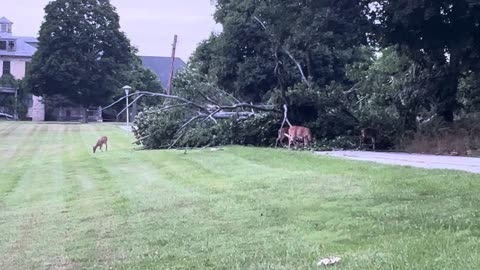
[276, 137, 283, 148]
[286, 134, 293, 150]
[372, 138, 375, 151]
[296, 138, 301, 150]
[105, 142, 108, 152]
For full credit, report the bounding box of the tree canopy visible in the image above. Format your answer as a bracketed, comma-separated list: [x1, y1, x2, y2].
[193, 0, 370, 103]
[26, 0, 137, 109]
[372, 0, 480, 122]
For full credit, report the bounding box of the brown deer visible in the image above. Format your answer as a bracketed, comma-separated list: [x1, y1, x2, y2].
[275, 127, 289, 148]
[360, 128, 377, 151]
[93, 136, 108, 153]
[286, 126, 312, 149]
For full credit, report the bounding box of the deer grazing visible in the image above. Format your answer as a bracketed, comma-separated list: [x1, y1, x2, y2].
[286, 126, 312, 149]
[93, 136, 108, 153]
[275, 127, 289, 148]
[360, 128, 377, 151]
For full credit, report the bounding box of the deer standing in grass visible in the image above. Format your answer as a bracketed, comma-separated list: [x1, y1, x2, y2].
[286, 126, 312, 149]
[93, 136, 108, 153]
[360, 128, 377, 151]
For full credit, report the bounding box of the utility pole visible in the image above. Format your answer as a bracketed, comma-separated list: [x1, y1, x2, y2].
[167, 34, 178, 96]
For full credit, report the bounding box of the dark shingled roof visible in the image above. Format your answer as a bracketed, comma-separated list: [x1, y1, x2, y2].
[140, 56, 186, 89]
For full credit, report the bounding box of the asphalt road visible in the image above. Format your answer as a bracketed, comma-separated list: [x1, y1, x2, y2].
[317, 151, 480, 174]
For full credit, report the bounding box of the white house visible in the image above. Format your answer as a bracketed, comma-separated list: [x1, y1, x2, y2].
[0, 16, 44, 121]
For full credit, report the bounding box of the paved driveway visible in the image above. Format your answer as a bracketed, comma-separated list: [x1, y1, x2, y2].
[317, 151, 480, 174]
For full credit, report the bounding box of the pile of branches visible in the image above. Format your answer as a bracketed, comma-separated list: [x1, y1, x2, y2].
[106, 89, 282, 149]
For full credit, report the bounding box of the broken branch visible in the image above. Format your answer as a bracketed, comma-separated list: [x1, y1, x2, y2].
[168, 115, 203, 149]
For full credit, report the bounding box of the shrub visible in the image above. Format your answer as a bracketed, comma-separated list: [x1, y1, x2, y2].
[133, 107, 282, 149]
[132, 107, 189, 149]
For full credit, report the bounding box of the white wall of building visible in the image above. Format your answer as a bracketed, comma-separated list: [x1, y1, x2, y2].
[11, 60, 26, 79]
[1, 58, 45, 121]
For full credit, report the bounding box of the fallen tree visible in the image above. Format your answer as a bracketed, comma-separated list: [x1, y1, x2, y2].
[117, 89, 283, 149]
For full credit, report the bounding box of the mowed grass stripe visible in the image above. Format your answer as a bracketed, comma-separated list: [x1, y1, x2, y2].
[0, 124, 74, 269]
[59, 124, 136, 267]
[0, 123, 37, 166]
[0, 121, 16, 135]
[0, 124, 43, 198]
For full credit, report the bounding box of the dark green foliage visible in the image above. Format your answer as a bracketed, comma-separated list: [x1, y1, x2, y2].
[0, 75, 30, 119]
[26, 0, 137, 108]
[459, 71, 480, 114]
[194, 0, 369, 102]
[187, 0, 373, 148]
[372, 0, 480, 122]
[133, 107, 189, 149]
[133, 109, 281, 149]
[346, 47, 444, 147]
[0, 74, 19, 88]
[182, 113, 281, 147]
[132, 65, 282, 149]
[136, 0, 480, 152]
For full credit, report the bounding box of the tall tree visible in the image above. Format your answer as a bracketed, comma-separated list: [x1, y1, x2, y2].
[26, 0, 136, 118]
[372, 0, 480, 122]
[193, 0, 369, 130]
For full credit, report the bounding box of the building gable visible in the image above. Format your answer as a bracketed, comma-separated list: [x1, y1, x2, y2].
[140, 56, 186, 89]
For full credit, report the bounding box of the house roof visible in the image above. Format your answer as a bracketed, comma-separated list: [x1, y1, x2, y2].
[140, 56, 186, 89]
[0, 36, 38, 58]
[0, 16, 37, 58]
[0, 17, 12, 24]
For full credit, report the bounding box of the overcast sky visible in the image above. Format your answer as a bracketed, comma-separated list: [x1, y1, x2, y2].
[2, 0, 221, 62]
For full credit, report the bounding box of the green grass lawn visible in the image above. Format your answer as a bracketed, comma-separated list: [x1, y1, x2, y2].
[1, 122, 480, 269]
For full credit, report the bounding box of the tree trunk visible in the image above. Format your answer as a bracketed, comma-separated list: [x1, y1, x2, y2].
[404, 111, 418, 132]
[436, 72, 459, 123]
[274, 48, 289, 105]
[436, 50, 461, 123]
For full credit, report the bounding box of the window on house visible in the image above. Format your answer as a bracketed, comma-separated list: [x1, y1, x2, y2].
[0, 24, 6, 33]
[8, 41, 15, 51]
[0, 41, 6, 50]
[3, 61, 11, 75]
